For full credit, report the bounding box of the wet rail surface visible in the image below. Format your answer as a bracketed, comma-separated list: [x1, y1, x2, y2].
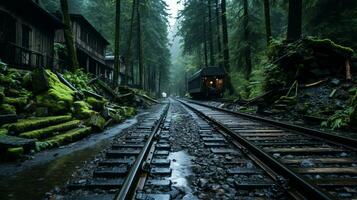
[179, 99, 357, 200]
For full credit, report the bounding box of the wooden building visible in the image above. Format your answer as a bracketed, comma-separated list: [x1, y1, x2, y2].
[0, 0, 63, 69]
[55, 14, 112, 80]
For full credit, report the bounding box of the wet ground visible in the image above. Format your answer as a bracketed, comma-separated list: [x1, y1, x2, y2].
[0, 111, 149, 200]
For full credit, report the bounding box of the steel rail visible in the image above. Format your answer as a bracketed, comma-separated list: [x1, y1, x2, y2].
[184, 99, 357, 150]
[114, 103, 170, 200]
[178, 99, 336, 200]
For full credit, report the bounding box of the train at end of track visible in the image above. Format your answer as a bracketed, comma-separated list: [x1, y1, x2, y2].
[188, 66, 226, 99]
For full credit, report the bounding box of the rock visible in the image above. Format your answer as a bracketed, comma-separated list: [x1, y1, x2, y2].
[22, 72, 32, 89]
[35, 107, 48, 117]
[73, 101, 95, 119]
[300, 159, 315, 167]
[87, 113, 106, 131]
[330, 78, 340, 86]
[198, 178, 208, 188]
[0, 104, 16, 115]
[32, 68, 49, 94]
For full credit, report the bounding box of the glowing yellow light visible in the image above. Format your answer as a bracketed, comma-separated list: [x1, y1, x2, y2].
[210, 81, 213, 84]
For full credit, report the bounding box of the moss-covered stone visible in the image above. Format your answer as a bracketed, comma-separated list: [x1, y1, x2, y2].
[307, 38, 354, 58]
[0, 104, 16, 115]
[0, 87, 4, 103]
[86, 113, 106, 131]
[19, 120, 81, 139]
[38, 127, 92, 150]
[4, 115, 72, 134]
[0, 128, 8, 136]
[6, 147, 24, 159]
[73, 101, 96, 119]
[36, 70, 74, 114]
[121, 106, 136, 117]
[22, 72, 32, 89]
[111, 113, 123, 123]
[86, 97, 105, 111]
[4, 97, 28, 108]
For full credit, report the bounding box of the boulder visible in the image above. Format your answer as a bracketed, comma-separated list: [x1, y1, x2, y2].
[73, 101, 96, 119]
[86, 97, 105, 111]
[32, 68, 49, 94]
[86, 113, 106, 131]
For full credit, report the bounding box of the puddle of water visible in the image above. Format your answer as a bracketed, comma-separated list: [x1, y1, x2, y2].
[0, 113, 146, 200]
[168, 151, 198, 200]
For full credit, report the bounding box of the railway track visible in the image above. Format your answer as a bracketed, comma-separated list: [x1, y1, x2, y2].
[178, 98, 357, 200]
[66, 103, 171, 199]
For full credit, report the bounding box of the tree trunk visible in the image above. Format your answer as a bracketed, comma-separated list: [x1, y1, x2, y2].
[202, 1, 208, 68]
[60, 0, 79, 71]
[113, 0, 121, 87]
[263, 0, 272, 46]
[243, 0, 252, 78]
[215, 0, 222, 68]
[221, 0, 234, 94]
[124, 0, 136, 86]
[287, 0, 302, 41]
[136, 0, 144, 89]
[208, 0, 215, 66]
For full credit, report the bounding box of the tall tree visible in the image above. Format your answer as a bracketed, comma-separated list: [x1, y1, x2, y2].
[263, 0, 272, 45]
[287, 0, 302, 41]
[215, 0, 222, 68]
[113, 0, 121, 87]
[221, 0, 234, 94]
[202, 0, 208, 68]
[136, 0, 144, 89]
[124, 0, 136, 85]
[208, 0, 215, 66]
[60, 0, 79, 71]
[243, 0, 252, 78]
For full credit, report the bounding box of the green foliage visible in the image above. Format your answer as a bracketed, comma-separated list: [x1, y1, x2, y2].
[63, 69, 93, 91]
[322, 108, 353, 130]
[73, 101, 95, 119]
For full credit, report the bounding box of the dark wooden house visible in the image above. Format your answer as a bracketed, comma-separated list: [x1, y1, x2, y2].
[0, 0, 63, 69]
[55, 14, 112, 80]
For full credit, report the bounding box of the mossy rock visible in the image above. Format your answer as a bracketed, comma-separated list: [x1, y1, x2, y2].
[73, 101, 96, 119]
[0, 104, 16, 115]
[86, 113, 106, 131]
[39, 127, 92, 149]
[4, 97, 28, 108]
[22, 72, 32, 89]
[6, 147, 24, 159]
[86, 97, 105, 111]
[4, 115, 72, 134]
[0, 128, 8, 136]
[121, 107, 136, 117]
[111, 113, 123, 123]
[19, 120, 81, 140]
[0, 87, 4, 103]
[36, 70, 74, 114]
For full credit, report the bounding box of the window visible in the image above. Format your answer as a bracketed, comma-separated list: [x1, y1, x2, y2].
[22, 25, 31, 49]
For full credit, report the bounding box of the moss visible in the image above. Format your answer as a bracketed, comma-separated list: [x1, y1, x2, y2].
[4, 97, 28, 108]
[63, 69, 94, 92]
[73, 101, 96, 119]
[307, 38, 354, 57]
[36, 70, 74, 114]
[22, 72, 32, 88]
[6, 147, 24, 159]
[111, 113, 123, 123]
[121, 106, 136, 117]
[0, 128, 8, 136]
[38, 127, 92, 149]
[19, 120, 81, 139]
[4, 115, 72, 134]
[86, 97, 105, 111]
[86, 113, 106, 131]
[0, 104, 16, 115]
[0, 87, 4, 103]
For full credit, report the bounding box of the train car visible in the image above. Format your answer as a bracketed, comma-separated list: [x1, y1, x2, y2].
[188, 67, 226, 99]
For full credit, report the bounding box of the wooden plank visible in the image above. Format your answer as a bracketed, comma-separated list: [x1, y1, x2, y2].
[254, 141, 323, 147]
[282, 158, 357, 165]
[295, 167, 357, 174]
[265, 147, 346, 154]
[237, 129, 284, 133]
[312, 178, 357, 187]
[240, 133, 294, 137]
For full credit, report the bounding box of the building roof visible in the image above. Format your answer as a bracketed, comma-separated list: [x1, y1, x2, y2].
[1, 0, 63, 29]
[70, 14, 110, 45]
[189, 66, 226, 82]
